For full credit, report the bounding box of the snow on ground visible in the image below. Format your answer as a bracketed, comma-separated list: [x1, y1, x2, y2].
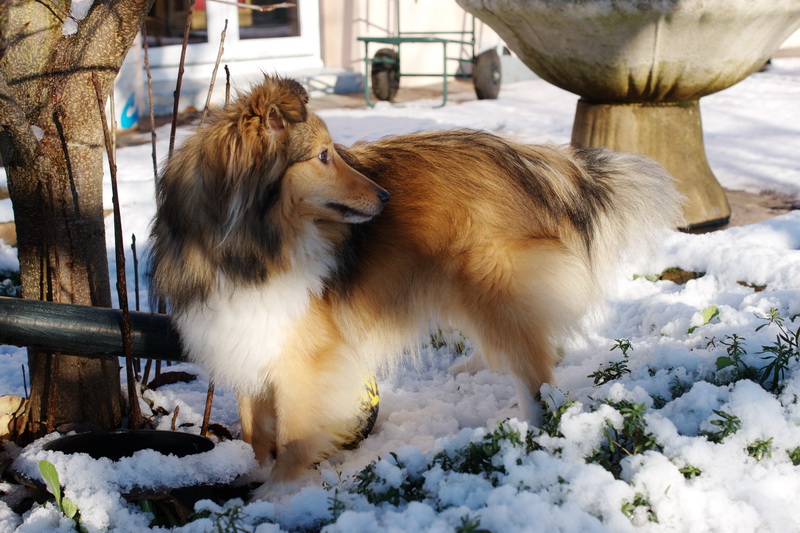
[1, 58, 800, 532]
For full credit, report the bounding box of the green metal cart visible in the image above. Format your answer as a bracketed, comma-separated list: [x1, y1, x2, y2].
[357, 4, 501, 107]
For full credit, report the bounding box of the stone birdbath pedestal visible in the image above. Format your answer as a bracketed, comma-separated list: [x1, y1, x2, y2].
[457, 0, 800, 229]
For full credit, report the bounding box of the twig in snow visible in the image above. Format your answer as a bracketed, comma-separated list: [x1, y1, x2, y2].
[201, 380, 215, 437]
[171, 405, 180, 431]
[90, 71, 143, 430]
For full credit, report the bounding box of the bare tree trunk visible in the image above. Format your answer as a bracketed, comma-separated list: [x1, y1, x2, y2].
[0, 0, 155, 439]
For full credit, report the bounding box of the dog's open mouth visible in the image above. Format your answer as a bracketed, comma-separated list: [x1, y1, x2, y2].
[326, 202, 379, 223]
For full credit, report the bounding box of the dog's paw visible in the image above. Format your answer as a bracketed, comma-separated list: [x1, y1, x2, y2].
[250, 476, 310, 501]
[248, 461, 320, 501]
[231, 462, 271, 490]
[447, 353, 485, 376]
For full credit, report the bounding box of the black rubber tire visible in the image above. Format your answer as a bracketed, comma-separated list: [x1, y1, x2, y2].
[473, 48, 502, 100]
[371, 48, 400, 102]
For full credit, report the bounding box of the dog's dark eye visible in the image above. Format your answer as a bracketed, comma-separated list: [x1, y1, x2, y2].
[318, 150, 329, 163]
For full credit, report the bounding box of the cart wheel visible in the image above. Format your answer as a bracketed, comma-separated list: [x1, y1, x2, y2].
[473, 48, 501, 100]
[371, 48, 400, 102]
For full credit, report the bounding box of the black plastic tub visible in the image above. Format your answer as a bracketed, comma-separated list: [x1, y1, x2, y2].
[41, 430, 214, 460]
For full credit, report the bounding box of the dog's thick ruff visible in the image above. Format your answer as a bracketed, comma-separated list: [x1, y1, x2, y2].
[148, 76, 684, 495]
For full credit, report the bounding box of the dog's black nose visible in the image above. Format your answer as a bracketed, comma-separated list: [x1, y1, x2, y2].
[378, 189, 390, 204]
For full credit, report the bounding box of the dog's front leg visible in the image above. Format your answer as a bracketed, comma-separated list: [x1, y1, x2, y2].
[249, 350, 371, 499]
[249, 371, 341, 499]
[511, 376, 545, 428]
[238, 389, 278, 464]
[250, 420, 336, 500]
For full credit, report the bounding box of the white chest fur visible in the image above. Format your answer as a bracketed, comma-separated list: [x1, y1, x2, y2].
[174, 230, 335, 394]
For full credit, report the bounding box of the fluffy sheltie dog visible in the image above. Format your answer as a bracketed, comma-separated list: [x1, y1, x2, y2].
[149, 76, 683, 496]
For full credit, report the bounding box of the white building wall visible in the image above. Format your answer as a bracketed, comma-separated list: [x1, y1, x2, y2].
[115, 0, 325, 127]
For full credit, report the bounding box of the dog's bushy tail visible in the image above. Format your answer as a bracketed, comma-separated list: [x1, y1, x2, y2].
[570, 145, 685, 281]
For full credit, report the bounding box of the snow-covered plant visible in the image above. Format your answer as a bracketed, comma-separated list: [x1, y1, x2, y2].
[540, 397, 576, 438]
[746, 438, 774, 461]
[787, 446, 800, 466]
[678, 464, 702, 479]
[702, 409, 742, 443]
[621, 492, 658, 524]
[587, 339, 632, 385]
[756, 308, 800, 392]
[711, 309, 800, 392]
[456, 514, 490, 533]
[586, 400, 660, 479]
[429, 329, 467, 355]
[354, 451, 429, 506]
[353, 420, 540, 507]
[188, 501, 265, 532]
[431, 419, 538, 481]
[713, 333, 755, 384]
[38, 460, 83, 530]
[688, 305, 719, 334]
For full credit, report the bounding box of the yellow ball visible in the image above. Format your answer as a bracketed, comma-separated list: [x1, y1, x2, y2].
[337, 379, 380, 450]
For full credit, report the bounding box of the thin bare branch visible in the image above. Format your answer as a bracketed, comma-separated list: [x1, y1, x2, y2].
[206, 0, 294, 12]
[168, 0, 196, 159]
[170, 404, 180, 431]
[109, 85, 116, 152]
[201, 19, 228, 125]
[131, 233, 141, 376]
[142, 359, 152, 386]
[91, 71, 143, 429]
[200, 380, 215, 436]
[225, 64, 231, 105]
[141, 22, 159, 184]
[131, 234, 140, 312]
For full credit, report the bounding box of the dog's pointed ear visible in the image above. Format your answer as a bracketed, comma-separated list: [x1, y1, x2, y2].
[262, 77, 309, 132]
[215, 77, 310, 179]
